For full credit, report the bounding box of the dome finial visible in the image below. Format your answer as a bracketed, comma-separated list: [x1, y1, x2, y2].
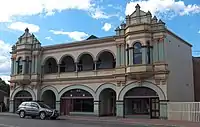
[25, 28, 29, 33]
[135, 4, 140, 9]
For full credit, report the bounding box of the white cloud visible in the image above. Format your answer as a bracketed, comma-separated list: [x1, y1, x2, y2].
[45, 36, 53, 41]
[125, 0, 200, 18]
[89, 7, 118, 19]
[0, 40, 12, 84]
[50, 30, 89, 41]
[102, 23, 112, 31]
[198, 30, 200, 34]
[0, 0, 94, 22]
[8, 22, 40, 33]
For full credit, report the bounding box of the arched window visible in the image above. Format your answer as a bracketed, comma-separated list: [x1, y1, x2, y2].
[44, 58, 58, 74]
[133, 42, 142, 64]
[17, 57, 23, 74]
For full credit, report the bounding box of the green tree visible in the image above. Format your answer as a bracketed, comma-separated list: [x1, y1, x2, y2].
[0, 78, 10, 96]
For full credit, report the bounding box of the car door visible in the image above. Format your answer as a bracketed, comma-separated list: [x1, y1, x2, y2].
[25, 102, 33, 115]
[31, 102, 40, 116]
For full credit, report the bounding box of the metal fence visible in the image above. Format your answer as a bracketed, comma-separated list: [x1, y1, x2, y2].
[161, 102, 200, 122]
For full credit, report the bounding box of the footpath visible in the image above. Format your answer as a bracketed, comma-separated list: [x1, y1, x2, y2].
[1, 112, 200, 127]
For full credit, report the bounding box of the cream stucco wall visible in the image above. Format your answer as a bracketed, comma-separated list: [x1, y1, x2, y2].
[165, 33, 194, 102]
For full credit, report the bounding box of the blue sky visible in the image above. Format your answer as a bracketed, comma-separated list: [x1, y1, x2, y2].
[0, 0, 200, 82]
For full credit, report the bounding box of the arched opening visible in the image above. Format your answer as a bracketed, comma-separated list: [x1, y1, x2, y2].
[99, 88, 116, 116]
[60, 89, 94, 115]
[97, 51, 116, 69]
[133, 42, 142, 64]
[60, 56, 75, 72]
[14, 90, 32, 112]
[17, 57, 23, 74]
[44, 58, 58, 74]
[41, 90, 56, 109]
[78, 54, 94, 71]
[124, 87, 159, 119]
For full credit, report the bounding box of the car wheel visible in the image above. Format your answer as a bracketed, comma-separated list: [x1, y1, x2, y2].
[39, 112, 46, 120]
[19, 111, 25, 118]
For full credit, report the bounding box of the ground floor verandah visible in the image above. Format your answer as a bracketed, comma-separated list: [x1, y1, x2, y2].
[9, 82, 167, 119]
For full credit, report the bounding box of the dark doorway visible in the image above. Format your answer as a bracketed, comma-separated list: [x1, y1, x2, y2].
[99, 88, 116, 116]
[124, 87, 159, 119]
[60, 89, 94, 115]
[41, 90, 56, 109]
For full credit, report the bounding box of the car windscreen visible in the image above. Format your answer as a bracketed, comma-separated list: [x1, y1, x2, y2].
[38, 102, 51, 109]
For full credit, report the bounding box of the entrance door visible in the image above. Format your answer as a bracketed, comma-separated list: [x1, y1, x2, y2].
[61, 99, 73, 115]
[150, 98, 160, 119]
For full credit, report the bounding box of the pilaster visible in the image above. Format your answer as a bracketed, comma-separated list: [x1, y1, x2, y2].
[120, 43, 125, 66]
[116, 44, 121, 67]
[158, 38, 165, 62]
[22, 60, 26, 74]
[56, 101, 60, 113]
[116, 101, 124, 117]
[142, 47, 147, 64]
[31, 55, 35, 73]
[159, 100, 169, 120]
[15, 61, 18, 74]
[11, 59, 14, 75]
[129, 48, 133, 65]
[35, 55, 38, 74]
[94, 101, 99, 116]
[153, 40, 158, 62]
[9, 100, 14, 113]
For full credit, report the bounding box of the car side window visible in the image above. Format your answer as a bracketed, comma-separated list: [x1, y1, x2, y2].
[25, 103, 31, 107]
[31, 103, 39, 109]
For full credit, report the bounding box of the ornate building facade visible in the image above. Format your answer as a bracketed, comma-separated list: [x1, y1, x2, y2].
[9, 4, 194, 119]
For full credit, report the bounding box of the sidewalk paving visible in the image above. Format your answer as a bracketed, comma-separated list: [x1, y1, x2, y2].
[1, 112, 200, 127]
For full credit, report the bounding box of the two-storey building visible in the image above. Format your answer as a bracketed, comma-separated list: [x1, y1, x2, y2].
[9, 4, 194, 119]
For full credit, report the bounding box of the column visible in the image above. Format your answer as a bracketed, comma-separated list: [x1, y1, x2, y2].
[153, 40, 158, 62]
[11, 59, 14, 75]
[116, 101, 124, 117]
[126, 45, 129, 66]
[22, 60, 26, 74]
[94, 61, 97, 71]
[158, 39, 165, 62]
[120, 44, 125, 66]
[9, 100, 14, 113]
[150, 48, 153, 64]
[142, 47, 147, 64]
[31, 55, 35, 73]
[15, 61, 18, 74]
[116, 44, 121, 67]
[13, 60, 16, 75]
[58, 64, 60, 73]
[29, 60, 31, 74]
[35, 56, 38, 74]
[56, 101, 60, 113]
[75, 62, 78, 72]
[129, 48, 133, 65]
[94, 101, 99, 116]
